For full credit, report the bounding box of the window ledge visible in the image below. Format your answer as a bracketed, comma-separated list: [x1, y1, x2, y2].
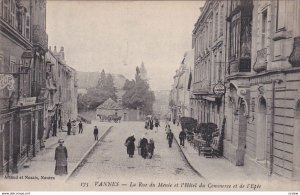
[273, 28, 292, 41]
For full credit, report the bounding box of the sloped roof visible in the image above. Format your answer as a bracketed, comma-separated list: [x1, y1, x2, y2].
[97, 98, 123, 110]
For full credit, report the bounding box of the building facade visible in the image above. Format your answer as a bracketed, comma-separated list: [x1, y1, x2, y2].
[153, 90, 170, 119]
[223, 0, 300, 180]
[0, 0, 48, 176]
[170, 50, 194, 122]
[192, 0, 227, 129]
[48, 46, 78, 128]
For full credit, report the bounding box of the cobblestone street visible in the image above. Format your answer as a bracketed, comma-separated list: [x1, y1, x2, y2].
[69, 121, 205, 190]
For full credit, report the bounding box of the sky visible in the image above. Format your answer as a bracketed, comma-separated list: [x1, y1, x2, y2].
[46, 1, 204, 91]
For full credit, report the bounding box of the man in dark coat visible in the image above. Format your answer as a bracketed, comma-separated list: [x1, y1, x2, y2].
[140, 135, 148, 159]
[179, 129, 187, 146]
[94, 126, 99, 140]
[149, 119, 154, 130]
[167, 130, 174, 148]
[52, 121, 57, 137]
[125, 134, 135, 158]
[54, 139, 68, 175]
[147, 139, 155, 159]
[154, 119, 160, 132]
[78, 121, 83, 134]
[67, 120, 71, 135]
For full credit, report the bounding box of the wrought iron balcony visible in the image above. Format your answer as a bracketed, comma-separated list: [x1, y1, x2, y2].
[229, 58, 251, 74]
[32, 25, 48, 51]
[253, 48, 267, 72]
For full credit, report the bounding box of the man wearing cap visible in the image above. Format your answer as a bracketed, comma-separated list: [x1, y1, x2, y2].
[54, 139, 68, 175]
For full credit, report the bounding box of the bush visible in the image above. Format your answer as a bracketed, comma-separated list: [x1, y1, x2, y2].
[180, 117, 197, 132]
[197, 122, 218, 145]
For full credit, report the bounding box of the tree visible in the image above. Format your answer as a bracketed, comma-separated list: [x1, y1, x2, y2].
[122, 66, 155, 114]
[97, 69, 106, 89]
[78, 70, 118, 111]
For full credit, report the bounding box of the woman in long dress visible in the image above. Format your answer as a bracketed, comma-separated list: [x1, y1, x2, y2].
[125, 134, 136, 158]
[54, 139, 68, 175]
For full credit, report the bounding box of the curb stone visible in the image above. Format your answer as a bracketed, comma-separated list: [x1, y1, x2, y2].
[64, 126, 113, 182]
[173, 133, 207, 181]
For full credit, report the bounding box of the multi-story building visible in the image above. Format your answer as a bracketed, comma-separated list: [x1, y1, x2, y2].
[0, 0, 48, 176]
[192, 0, 227, 128]
[223, 0, 253, 168]
[50, 46, 78, 126]
[153, 90, 170, 119]
[224, 0, 300, 180]
[170, 50, 194, 122]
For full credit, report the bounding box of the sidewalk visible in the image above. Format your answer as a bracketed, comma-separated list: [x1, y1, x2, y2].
[170, 123, 296, 188]
[12, 120, 112, 182]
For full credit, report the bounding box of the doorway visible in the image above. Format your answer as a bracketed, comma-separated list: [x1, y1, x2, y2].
[256, 97, 267, 163]
[237, 99, 247, 166]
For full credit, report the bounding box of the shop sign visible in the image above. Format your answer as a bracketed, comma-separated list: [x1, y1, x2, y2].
[19, 97, 37, 106]
[0, 74, 15, 91]
[213, 81, 226, 97]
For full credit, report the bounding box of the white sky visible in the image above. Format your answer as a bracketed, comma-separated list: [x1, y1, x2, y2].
[46, 1, 204, 90]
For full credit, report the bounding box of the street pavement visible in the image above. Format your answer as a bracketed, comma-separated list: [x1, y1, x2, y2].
[3, 120, 112, 187]
[3, 120, 300, 191]
[69, 121, 206, 190]
[169, 122, 300, 190]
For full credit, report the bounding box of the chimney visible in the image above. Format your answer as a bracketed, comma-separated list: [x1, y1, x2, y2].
[60, 46, 65, 60]
[54, 46, 57, 53]
[49, 46, 52, 52]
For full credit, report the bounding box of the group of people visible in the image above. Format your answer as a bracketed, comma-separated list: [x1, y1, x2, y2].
[66, 120, 84, 135]
[145, 118, 160, 132]
[125, 133, 155, 159]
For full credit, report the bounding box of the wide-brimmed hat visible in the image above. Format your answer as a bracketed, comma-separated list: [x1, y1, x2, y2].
[58, 139, 64, 144]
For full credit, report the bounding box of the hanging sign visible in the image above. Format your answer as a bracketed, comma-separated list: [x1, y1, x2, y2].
[0, 74, 15, 91]
[213, 81, 226, 97]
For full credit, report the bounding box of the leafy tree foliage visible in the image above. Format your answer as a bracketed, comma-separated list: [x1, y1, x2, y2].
[122, 66, 155, 114]
[77, 70, 117, 111]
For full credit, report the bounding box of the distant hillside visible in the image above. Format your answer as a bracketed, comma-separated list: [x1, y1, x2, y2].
[77, 71, 127, 90]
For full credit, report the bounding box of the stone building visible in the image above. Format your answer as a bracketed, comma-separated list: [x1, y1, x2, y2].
[170, 50, 194, 122]
[153, 90, 170, 119]
[50, 46, 78, 126]
[223, 0, 300, 180]
[96, 98, 143, 121]
[0, 0, 48, 176]
[192, 0, 227, 129]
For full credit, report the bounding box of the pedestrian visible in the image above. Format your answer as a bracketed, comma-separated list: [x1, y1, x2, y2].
[179, 129, 187, 146]
[149, 118, 154, 130]
[67, 120, 71, 135]
[54, 139, 68, 176]
[154, 119, 160, 132]
[125, 133, 135, 158]
[52, 121, 57, 137]
[93, 126, 99, 141]
[144, 120, 149, 130]
[139, 134, 148, 159]
[147, 139, 155, 159]
[165, 124, 171, 139]
[78, 121, 83, 134]
[173, 118, 176, 125]
[167, 130, 174, 148]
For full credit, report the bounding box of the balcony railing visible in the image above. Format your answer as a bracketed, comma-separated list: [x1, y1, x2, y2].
[33, 25, 48, 51]
[253, 48, 267, 72]
[229, 58, 251, 74]
[193, 80, 210, 95]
